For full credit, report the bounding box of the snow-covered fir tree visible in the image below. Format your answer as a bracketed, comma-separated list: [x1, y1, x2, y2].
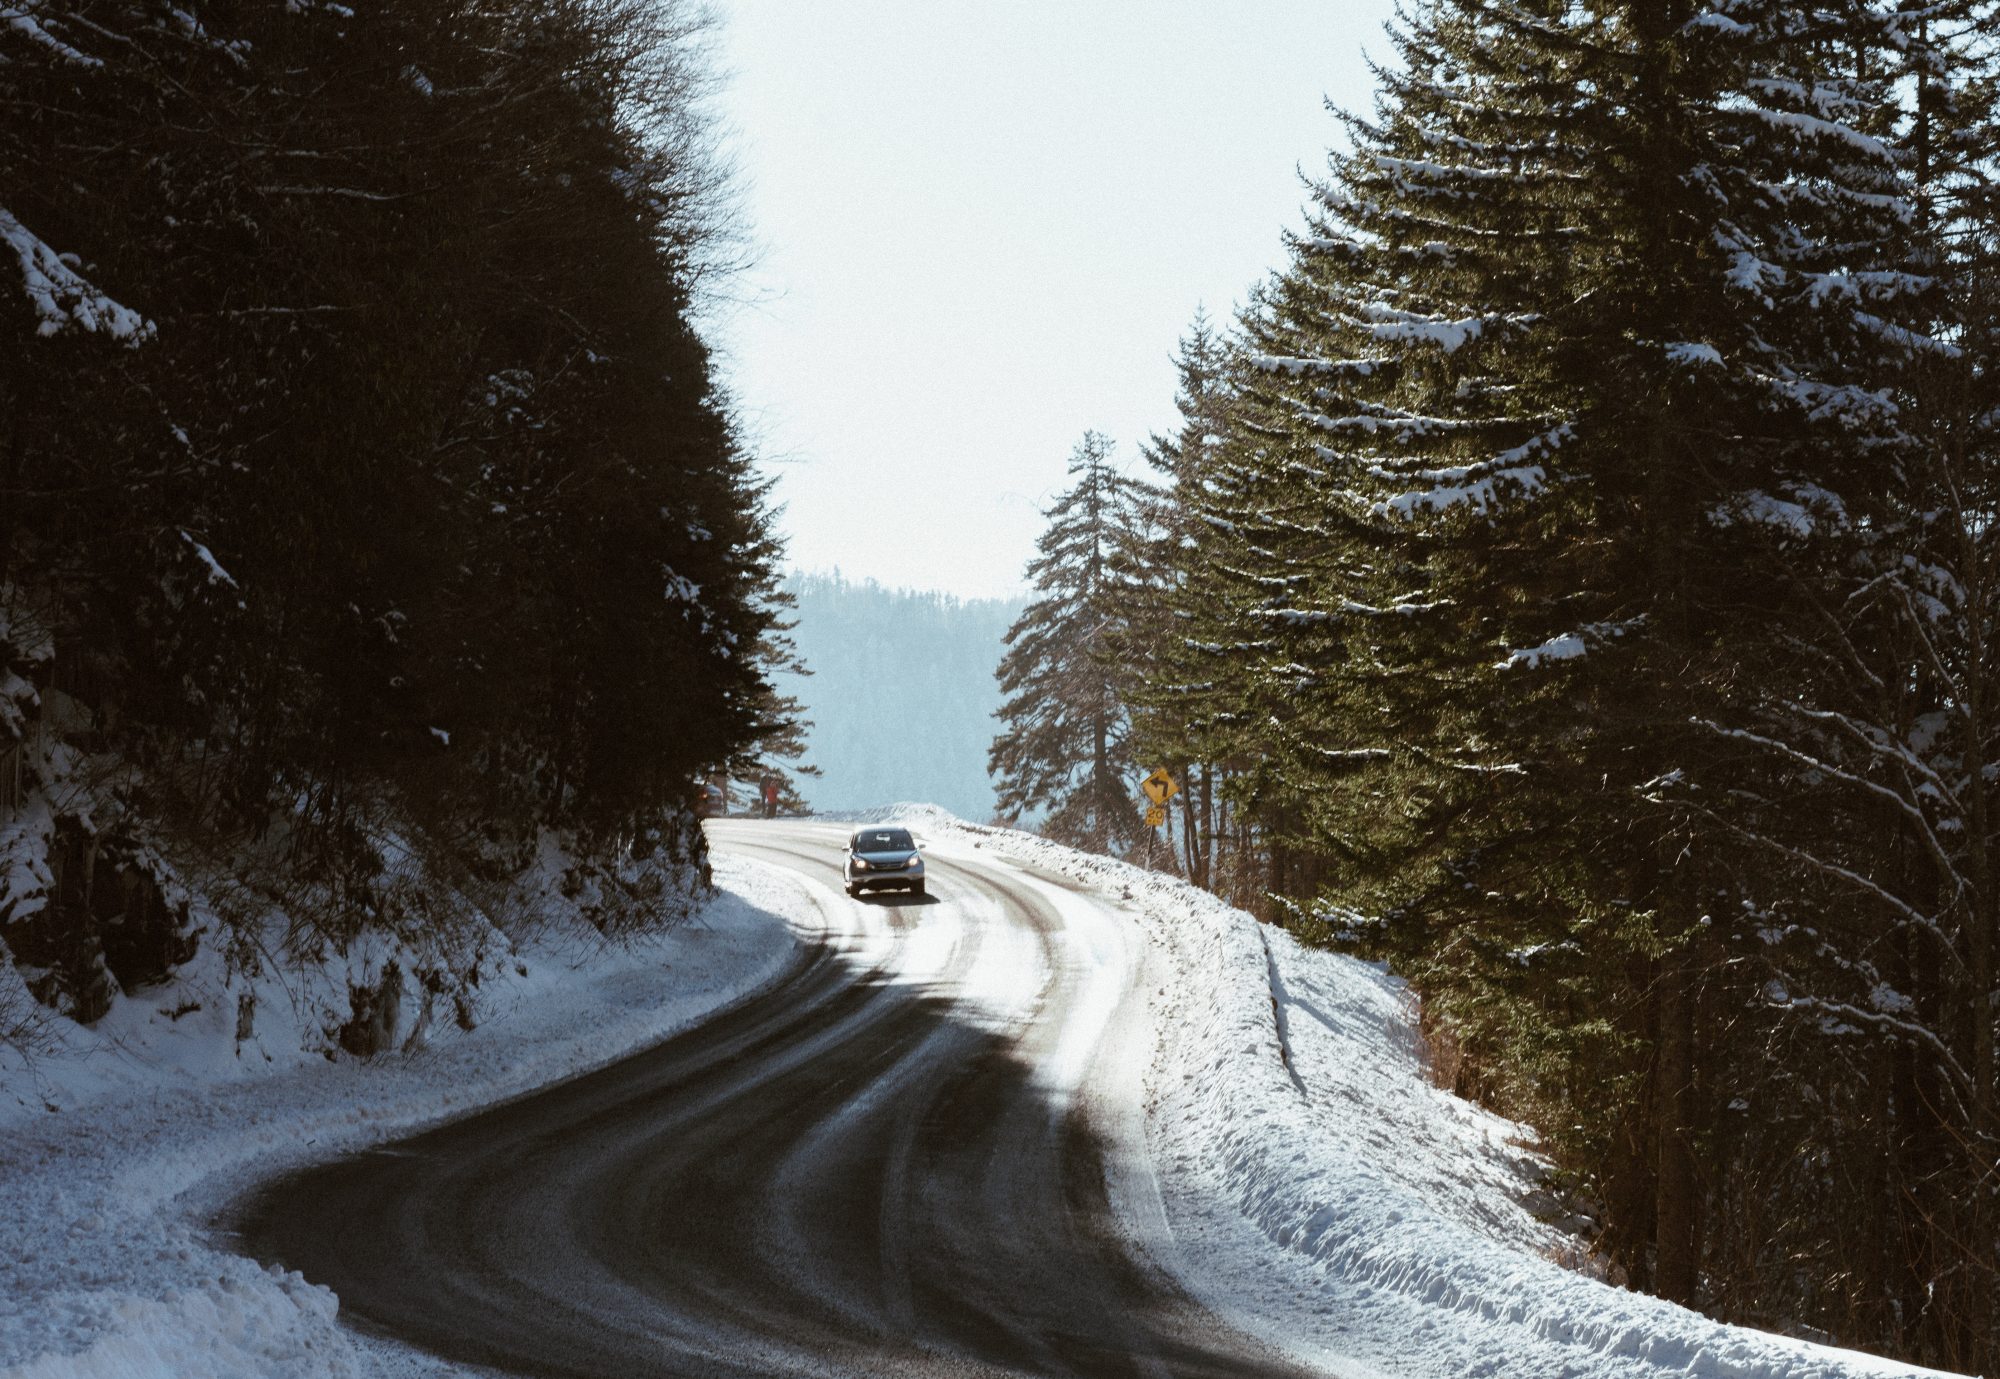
[1, 0, 796, 1034]
[1109, 312, 1246, 889]
[1144, 0, 1997, 1356]
[991, 432, 1145, 855]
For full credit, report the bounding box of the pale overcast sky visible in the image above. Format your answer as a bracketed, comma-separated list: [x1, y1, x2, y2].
[710, 2, 1400, 601]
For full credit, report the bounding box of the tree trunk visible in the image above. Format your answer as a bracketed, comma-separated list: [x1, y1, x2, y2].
[1093, 697, 1112, 848]
[1653, 950, 1699, 1304]
[1179, 760, 1201, 883]
[1957, 494, 1995, 1375]
[1199, 766, 1215, 890]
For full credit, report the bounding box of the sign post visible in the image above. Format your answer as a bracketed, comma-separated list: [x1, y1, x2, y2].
[1137, 767, 1178, 869]
[1139, 767, 1178, 844]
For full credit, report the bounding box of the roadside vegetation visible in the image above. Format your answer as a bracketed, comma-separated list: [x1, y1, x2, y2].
[993, 3, 2000, 1368]
[0, 0, 803, 1053]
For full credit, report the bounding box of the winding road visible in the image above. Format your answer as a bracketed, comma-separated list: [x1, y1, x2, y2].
[235, 819, 1324, 1378]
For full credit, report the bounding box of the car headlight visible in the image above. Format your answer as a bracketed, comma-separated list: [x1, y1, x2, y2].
[852, 858, 868, 871]
[905, 855, 922, 869]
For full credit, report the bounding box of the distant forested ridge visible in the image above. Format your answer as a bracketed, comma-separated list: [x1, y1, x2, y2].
[1000, 2, 2000, 1370]
[0, 0, 799, 1053]
[776, 572, 1020, 822]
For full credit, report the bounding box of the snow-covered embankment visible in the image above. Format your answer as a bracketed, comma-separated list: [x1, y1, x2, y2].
[0, 854, 813, 1379]
[875, 803, 1964, 1379]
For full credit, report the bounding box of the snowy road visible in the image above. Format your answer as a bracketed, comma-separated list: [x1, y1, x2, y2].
[233, 819, 1323, 1379]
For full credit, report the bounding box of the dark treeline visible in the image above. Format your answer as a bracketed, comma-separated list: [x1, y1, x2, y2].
[1, 0, 797, 1031]
[995, 1, 2000, 1367]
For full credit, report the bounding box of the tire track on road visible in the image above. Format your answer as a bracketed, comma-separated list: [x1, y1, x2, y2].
[231, 820, 1329, 1379]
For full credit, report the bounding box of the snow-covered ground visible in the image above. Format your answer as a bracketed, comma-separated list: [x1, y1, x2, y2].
[861, 803, 1965, 1379]
[0, 806, 1968, 1379]
[0, 853, 813, 1379]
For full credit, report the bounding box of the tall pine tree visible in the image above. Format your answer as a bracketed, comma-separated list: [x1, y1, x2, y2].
[1113, 311, 1241, 885]
[991, 432, 1144, 854]
[1166, 0, 1953, 1326]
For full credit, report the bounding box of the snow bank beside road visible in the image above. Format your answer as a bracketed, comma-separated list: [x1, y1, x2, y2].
[5, 796, 1966, 1379]
[861, 805, 1963, 1379]
[1150, 899, 1957, 1379]
[0, 854, 811, 1379]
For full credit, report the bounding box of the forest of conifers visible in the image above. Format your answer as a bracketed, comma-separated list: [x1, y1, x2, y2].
[2, 0, 795, 1036]
[991, 2, 2000, 1369]
[13, 0, 2000, 1366]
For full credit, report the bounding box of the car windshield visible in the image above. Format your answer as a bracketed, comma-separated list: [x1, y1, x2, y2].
[852, 829, 913, 853]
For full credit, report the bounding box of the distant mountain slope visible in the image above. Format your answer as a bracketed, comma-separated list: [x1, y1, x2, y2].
[777, 572, 1023, 821]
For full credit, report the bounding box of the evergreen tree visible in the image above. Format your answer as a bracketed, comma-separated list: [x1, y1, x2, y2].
[726, 558, 821, 812]
[1, 0, 797, 1005]
[991, 432, 1144, 854]
[1114, 311, 1243, 887]
[1665, 8, 2000, 1355]
[1165, 0, 1951, 1325]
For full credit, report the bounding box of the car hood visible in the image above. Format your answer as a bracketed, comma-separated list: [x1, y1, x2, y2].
[854, 850, 920, 865]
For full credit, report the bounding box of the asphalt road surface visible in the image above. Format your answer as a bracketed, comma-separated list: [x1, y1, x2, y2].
[234, 819, 1323, 1379]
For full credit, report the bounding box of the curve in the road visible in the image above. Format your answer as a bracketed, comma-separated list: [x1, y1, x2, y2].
[232, 819, 1323, 1379]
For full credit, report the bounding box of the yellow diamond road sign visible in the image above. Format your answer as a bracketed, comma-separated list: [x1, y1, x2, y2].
[1144, 804, 1167, 828]
[1141, 767, 1179, 805]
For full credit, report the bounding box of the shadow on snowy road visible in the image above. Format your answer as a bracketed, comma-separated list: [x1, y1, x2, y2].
[230, 827, 1323, 1379]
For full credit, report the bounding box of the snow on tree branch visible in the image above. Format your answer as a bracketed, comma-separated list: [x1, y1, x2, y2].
[0, 208, 152, 343]
[1494, 616, 1644, 671]
[2, 1, 99, 65]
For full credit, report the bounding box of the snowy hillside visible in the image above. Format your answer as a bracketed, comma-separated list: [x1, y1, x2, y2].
[776, 572, 1021, 821]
